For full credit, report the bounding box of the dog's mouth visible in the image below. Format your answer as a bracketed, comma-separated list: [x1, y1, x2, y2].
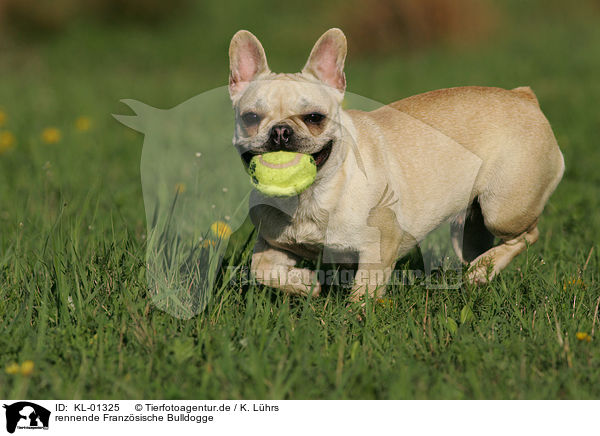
[311, 140, 333, 168]
[241, 140, 333, 170]
[241, 150, 255, 168]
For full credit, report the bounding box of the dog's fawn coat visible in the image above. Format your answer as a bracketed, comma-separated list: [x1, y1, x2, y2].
[229, 29, 564, 299]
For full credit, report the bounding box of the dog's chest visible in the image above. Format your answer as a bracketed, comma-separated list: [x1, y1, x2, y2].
[251, 189, 353, 256]
[250, 195, 365, 261]
[277, 216, 327, 258]
[250, 200, 327, 258]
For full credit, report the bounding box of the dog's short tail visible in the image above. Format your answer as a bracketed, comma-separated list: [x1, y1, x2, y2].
[511, 86, 539, 106]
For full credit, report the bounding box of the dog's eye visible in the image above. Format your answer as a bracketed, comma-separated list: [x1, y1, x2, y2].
[303, 112, 325, 124]
[241, 112, 261, 126]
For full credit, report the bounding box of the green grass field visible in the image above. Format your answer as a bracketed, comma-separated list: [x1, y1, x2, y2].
[1, 1, 599, 399]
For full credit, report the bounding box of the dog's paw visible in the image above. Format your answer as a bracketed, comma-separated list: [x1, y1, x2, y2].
[285, 268, 321, 297]
[465, 263, 493, 285]
[346, 300, 366, 322]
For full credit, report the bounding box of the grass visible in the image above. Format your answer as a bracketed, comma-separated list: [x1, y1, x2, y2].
[1, 1, 600, 399]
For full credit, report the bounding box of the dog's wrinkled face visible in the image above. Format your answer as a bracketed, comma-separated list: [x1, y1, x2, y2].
[228, 29, 347, 172]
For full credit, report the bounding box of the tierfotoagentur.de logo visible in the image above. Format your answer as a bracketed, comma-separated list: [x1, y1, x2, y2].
[3, 402, 50, 434]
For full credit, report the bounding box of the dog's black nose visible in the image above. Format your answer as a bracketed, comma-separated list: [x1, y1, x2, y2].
[269, 124, 293, 147]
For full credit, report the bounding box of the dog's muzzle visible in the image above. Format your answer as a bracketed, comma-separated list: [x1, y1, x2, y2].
[240, 139, 333, 170]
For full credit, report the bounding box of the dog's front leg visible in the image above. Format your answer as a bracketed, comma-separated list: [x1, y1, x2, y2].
[349, 245, 395, 302]
[251, 236, 321, 296]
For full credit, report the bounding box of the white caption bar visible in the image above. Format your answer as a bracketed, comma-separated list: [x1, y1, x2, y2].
[0, 400, 597, 435]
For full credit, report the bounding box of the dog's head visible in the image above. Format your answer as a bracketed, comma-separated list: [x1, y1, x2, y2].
[228, 28, 347, 173]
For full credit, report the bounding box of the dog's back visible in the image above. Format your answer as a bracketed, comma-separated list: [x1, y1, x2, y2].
[387, 85, 564, 196]
[389, 86, 547, 153]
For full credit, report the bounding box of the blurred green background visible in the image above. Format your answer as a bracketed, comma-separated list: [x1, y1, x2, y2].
[1, 0, 600, 399]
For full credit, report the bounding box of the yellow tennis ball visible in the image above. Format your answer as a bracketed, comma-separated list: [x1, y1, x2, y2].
[247, 151, 317, 197]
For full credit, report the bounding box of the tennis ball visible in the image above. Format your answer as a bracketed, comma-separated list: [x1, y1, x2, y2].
[247, 151, 317, 197]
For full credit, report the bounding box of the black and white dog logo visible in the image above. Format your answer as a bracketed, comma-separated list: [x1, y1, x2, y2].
[3, 402, 50, 434]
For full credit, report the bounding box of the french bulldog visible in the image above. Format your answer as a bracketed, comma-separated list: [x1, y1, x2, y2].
[228, 28, 564, 301]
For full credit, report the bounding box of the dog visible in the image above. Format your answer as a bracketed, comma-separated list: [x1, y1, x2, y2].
[228, 28, 564, 301]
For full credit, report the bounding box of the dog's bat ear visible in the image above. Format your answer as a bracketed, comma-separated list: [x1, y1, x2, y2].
[302, 28, 347, 93]
[229, 30, 270, 99]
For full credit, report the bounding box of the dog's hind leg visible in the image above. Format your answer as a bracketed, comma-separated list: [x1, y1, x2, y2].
[464, 185, 543, 284]
[466, 224, 539, 284]
[465, 121, 563, 284]
[451, 199, 495, 264]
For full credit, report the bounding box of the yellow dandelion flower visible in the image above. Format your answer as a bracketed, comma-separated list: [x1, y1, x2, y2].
[563, 277, 586, 290]
[0, 131, 16, 153]
[210, 221, 233, 239]
[5, 362, 20, 375]
[42, 127, 61, 144]
[0, 109, 6, 127]
[75, 116, 92, 132]
[174, 183, 186, 194]
[376, 298, 394, 307]
[576, 332, 592, 342]
[201, 239, 216, 249]
[20, 360, 35, 376]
